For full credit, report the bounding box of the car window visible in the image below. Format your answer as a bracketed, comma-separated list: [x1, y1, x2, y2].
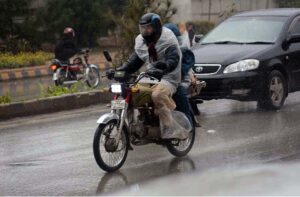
[289, 17, 300, 34]
[201, 16, 288, 44]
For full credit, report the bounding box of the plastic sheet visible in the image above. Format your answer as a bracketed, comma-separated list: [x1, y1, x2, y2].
[160, 110, 192, 139]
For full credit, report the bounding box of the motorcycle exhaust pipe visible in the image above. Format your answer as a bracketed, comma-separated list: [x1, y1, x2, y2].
[63, 80, 78, 85]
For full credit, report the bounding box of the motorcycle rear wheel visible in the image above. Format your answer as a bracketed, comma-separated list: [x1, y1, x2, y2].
[93, 120, 129, 172]
[166, 123, 195, 157]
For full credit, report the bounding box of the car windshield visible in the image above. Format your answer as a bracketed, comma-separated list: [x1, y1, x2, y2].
[201, 16, 288, 44]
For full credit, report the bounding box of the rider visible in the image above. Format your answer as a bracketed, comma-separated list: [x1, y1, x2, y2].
[110, 13, 183, 139]
[164, 23, 196, 125]
[54, 27, 81, 63]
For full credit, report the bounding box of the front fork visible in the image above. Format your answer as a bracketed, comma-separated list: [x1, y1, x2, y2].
[111, 104, 128, 142]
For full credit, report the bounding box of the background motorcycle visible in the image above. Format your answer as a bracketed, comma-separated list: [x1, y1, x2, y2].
[93, 51, 204, 172]
[49, 49, 100, 88]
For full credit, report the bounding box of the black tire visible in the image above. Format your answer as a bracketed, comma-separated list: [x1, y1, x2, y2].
[166, 123, 196, 157]
[93, 120, 129, 172]
[257, 70, 287, 110]
[86, 67, 100, 88]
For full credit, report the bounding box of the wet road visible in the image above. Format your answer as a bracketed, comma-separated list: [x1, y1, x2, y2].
[1, 93, 300, 195]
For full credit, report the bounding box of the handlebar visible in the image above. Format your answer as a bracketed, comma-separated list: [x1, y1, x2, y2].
[104, 70, 159, 84]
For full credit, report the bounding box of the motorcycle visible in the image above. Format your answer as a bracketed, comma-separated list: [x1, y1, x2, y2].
[49, 49, 100, 88]
[93, 51, 205, 172]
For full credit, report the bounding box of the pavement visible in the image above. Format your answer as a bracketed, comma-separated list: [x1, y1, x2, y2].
[0, 73, 112, 120]
[0, 62, 110, 82]
[0, 51, 113, 119]
[2, 93, 300, 195]
[0, 89, 112, 120]
[0, 76, 53, 102]
[114, 160, 300, 195]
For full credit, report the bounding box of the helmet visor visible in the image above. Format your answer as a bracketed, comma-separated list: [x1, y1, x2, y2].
[139, 24, 154, 37]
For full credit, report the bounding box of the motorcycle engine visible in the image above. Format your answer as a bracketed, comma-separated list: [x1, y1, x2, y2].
[131, 122, 147, 139]
[131, 122, 160, 140]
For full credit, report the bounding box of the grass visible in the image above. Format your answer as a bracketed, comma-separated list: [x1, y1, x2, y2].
[39, 81, 94, 98]
[0, 92, 12, 104]
[0, 51, 53, 69]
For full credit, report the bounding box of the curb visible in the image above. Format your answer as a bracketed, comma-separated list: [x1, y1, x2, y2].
[0, 62, 110, 82]
[0, 65, 52, 82]
[0, 90, 113, 120]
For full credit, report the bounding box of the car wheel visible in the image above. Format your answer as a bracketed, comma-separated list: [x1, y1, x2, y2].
[257, 70, 287, 110]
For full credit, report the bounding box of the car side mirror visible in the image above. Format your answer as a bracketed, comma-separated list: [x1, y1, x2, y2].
[282, 33, 300, 50]
[103, 50, 112, 62]
[287, 33, 300, 44]
[194, 34, 204, 43]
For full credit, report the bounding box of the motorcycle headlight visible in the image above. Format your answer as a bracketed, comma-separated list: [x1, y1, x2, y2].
[223, 59, 260, 74]
[110, 84, 122, 94]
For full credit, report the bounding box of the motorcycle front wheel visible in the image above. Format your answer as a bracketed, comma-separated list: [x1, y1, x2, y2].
[86, 67, 100, 88]
[166, 123, 195, 157]
[93, 120, 129, 172]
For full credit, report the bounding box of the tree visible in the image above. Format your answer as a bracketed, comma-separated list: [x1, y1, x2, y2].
[35, 0, 125, 47]
[218, 2, 238, 23]
[277, 0, 300, 7]
[106, 0, 177, 62]
[0, 0, 37, 53]
[0, 0, 32, 39]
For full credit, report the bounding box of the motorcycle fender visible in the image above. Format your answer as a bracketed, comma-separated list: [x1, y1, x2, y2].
[53, 72, 58, 80]
[97, 113, 119, 124]
[53, 67, 63, 81]
[89, 64, 99, 69]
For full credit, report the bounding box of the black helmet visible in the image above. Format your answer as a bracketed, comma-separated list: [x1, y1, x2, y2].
[139, 13, 162, 44]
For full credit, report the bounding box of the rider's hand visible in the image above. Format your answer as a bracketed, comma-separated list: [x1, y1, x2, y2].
[116, 63, 126, 71]
[190, 73, 197, 86]
[152, 61, 168, 70]
[146, 68, 164, 81]
[106, 69, 115, 80]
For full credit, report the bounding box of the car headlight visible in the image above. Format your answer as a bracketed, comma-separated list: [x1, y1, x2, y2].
[223, 59, 260, 74]
[110, 84, 122, 93]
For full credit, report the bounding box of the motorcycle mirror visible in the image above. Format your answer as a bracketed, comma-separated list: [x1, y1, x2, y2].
[103, 50, 112, 62]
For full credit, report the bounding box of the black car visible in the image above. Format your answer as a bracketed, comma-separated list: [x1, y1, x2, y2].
[192, 8, 300, 110]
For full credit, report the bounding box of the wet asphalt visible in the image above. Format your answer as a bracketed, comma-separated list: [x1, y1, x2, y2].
[1, 92, 300, 195]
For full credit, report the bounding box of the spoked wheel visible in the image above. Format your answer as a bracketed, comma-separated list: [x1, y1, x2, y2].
[93, 120, 129, 172]
[166, 125, 195, 157]
[86, 67, 100, 88]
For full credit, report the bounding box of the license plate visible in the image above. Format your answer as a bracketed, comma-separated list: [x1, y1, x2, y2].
[111, 100, 126, 109]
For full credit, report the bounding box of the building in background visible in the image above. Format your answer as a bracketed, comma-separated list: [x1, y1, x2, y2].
[172, 0, 278, 23]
